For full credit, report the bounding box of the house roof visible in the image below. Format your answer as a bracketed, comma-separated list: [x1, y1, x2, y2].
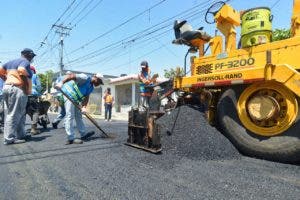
[109, 74, 168, 84]
[109, 74, 139, 84]
[52, 70, 118, 81]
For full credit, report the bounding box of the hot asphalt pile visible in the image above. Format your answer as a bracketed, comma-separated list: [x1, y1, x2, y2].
[156, 105, 241, 160]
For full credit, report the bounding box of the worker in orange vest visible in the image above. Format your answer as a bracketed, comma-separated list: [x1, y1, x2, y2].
[103, 87, 114, 121]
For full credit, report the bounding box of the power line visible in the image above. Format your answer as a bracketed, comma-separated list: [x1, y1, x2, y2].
[68, 9, 205, 71]
[71, 0, 104, 28]
[68, 7, 209, 71]
[68, 0, 96, 26]
[37, 0, 76, 50]
[271, 0, 281, 8]
[66, 31, 171, 69]
[68, 0, 168, 54]
[101, 44, 166, 73]
[62, 0, 84, 24]
[66, 0, 213, 65]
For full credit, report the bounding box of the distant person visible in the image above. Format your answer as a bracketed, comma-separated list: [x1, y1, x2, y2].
[27, 66, 42, 135]
[103, 87, 114, 121]
[0, 77, 4, 133]
[0, 48, 35, 144]
[55, 73, 103, 145]
[138, 61, 158, 108]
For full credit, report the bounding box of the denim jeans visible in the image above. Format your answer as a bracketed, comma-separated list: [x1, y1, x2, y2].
[64, 99, 86, 141]
[0, 94, 4, 128]
[105, 103, 112, 120]
[140, 96, 150, 108]
[53, 104, 66, 125]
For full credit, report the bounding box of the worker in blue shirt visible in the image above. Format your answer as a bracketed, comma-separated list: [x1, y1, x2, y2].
[56, 72, 103, 145]
[0, 48, 34, 145]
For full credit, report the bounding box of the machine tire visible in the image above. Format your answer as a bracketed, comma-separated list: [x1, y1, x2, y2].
[217, 86, 300, 163]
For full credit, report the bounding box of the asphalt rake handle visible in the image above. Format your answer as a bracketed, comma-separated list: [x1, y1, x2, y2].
[57, 88, 109, 138]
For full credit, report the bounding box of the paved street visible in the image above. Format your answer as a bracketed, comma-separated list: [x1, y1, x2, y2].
[0, 114, 298, 200]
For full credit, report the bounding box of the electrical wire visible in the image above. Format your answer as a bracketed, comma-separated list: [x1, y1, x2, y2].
[66, 0, 214, 65]
[71, 0, 104, 28]
[69, 8, 209, 71]
[68, 0, 168, 54]
[62, 0, 84, 24]
[271, 0, 281, 9]
[37, 0, 77, 51]
[68, 0, 96, 26]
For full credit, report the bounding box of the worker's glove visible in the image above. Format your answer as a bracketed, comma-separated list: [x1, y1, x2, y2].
[81, 106, 87, 114]
[55, 82, 63, 89]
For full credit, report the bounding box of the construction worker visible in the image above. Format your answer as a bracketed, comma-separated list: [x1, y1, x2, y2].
[138, 61, 157, 108]
[0, 48, 35, 145]
[56, 73, 103, 145]
[0, 77, 4, 133]
[27, 66, 42, 135]
[51, 92, 65, 129]
[103, 87, 114, 121]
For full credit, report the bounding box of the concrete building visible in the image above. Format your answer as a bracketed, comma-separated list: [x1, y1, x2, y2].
[109, 74, 140, 113]
[109, 74, 169, 113]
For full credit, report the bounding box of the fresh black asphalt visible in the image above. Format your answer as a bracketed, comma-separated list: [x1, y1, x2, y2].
[0, 108, 298, 200]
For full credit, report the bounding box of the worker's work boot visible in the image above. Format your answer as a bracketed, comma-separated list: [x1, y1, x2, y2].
[30, 124, 41, 135]
[52, 122, 58, 129]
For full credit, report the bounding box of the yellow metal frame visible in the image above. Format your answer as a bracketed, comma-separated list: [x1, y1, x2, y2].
[237, 81, 298, 136]
[174, 2, 300, 99]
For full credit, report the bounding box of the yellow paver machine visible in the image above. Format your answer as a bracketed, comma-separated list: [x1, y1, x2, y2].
[172, 0, 300, 163]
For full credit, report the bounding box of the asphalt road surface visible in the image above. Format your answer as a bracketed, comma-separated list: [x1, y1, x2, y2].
[0, 113, 299, 200]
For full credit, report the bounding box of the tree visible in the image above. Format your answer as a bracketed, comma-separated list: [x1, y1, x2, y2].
[272, 28, 291, 41]
[38, 70, 54, 94]
[163, 67, 185, 79]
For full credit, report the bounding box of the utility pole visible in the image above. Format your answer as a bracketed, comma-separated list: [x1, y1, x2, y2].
[53, 24, 72, 76]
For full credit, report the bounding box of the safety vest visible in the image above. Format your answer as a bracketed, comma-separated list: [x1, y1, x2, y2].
[139, 68, 151, 96]
[104, 94, 113, 104]
[61, 77, 94, 104]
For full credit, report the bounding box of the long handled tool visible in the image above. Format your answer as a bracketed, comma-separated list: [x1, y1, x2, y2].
[57, 88, 109, 138]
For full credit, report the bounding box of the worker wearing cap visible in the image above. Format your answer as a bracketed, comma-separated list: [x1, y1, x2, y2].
[56, 73, 104, 144]
[103, 87, 114, 121]
[27, 66, 42, 135]
[0, 48, 35, 145]
[138, 61, 155, 108]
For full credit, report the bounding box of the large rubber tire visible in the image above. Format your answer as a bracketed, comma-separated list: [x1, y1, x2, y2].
[217, 87, 300, 163]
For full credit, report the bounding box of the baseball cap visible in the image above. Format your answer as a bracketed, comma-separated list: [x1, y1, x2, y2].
[140, 61, 148, 68]
[95, 73, 103, 79]
[21, 48, 36, 57]
[94, 73, 104, 85]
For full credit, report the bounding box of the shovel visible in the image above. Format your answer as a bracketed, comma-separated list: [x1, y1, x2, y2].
[57, 88, 110, 138]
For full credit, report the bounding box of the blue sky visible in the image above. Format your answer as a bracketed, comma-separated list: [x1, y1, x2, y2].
[0, 0, 293, 77]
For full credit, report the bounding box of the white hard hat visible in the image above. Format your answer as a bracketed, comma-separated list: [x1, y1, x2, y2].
[95, 73, 103, 79]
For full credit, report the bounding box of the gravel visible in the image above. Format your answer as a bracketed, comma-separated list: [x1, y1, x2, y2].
[157, 105, 241, 160]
